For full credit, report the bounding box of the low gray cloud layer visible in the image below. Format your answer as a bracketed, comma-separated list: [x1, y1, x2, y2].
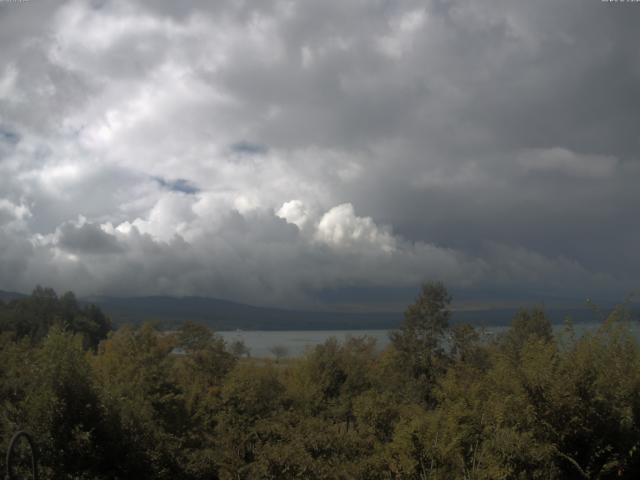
[0, 0, 638, 308]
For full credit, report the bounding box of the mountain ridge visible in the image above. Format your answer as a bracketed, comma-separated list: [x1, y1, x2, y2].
[88, 295, 621, 331]
[3, 290, 632, 331]
[0, 290, 28, 302]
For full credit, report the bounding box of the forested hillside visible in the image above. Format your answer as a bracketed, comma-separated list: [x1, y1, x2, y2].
[1, 284, 640, 479]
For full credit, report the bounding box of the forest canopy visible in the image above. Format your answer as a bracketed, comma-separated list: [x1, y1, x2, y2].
[1, 283, 640, 479]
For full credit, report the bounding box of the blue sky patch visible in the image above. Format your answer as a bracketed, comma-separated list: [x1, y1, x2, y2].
[154, 176, 199, 194]
[230, 140, 268, 155]
[0, 127, 20, 145]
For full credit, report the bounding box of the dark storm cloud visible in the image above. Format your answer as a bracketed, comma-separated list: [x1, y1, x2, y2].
[58, 222, 124, 254]
[0, 0, 637, 307]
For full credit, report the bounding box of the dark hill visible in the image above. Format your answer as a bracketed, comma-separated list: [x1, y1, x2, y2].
[86, 295, 623, 331]
[0, 290, 28, 302]
[3, 289, 631, 330]
[88, 295, 402, 330]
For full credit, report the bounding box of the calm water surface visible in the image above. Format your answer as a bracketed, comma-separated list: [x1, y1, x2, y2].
[219, 322, 640, 358]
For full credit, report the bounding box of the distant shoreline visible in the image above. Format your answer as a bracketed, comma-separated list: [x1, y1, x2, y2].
[217, 322, 640, 358]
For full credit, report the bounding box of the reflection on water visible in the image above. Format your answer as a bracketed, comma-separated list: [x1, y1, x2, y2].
[218, 329, 391, 358]
[218, 322, 640, 358]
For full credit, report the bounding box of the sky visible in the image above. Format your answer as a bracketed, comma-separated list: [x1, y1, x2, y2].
[0, 0, 639, 310]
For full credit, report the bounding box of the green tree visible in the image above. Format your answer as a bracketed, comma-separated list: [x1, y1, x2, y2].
[91, 323, 187, 479]
[216, 362, 287, 479]
[0, 287, 112, 348]
[21, 328, 113, 479]
[498, 307, 553, 361]
[269, 345, 289, 363]
[389, 281, 452, 405]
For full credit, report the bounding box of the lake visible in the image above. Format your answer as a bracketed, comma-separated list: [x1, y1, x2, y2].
[219, 321, 640, 358]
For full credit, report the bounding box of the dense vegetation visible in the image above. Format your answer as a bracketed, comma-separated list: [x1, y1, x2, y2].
[1, 283, 640, 479]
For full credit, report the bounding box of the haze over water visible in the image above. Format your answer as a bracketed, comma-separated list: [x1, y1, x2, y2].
[219, 322, 640, 358]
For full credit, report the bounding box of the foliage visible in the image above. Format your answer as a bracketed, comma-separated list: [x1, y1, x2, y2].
[1, 285, 640, 479]
[389, 281, 452, 405]
[0, 287, 111, 348]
